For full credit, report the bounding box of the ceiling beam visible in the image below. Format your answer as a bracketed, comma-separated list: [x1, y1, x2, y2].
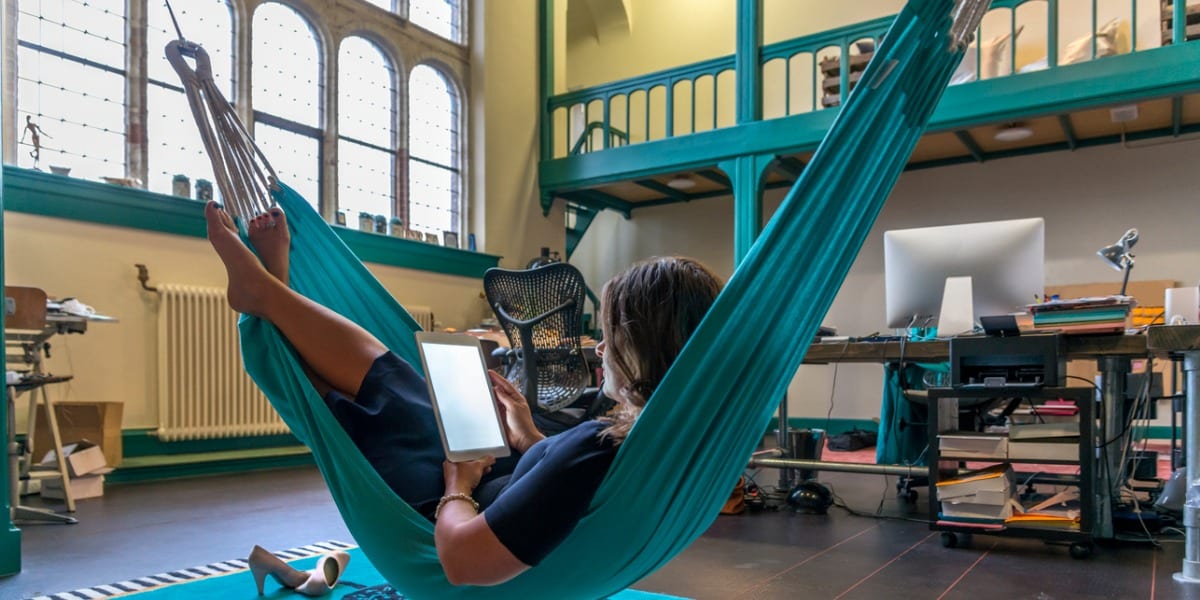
[953, 130, 985, 162]
[562, 189, 634, 219]
[908, 120, 1200, 172]
[633, 178, 690, 201]
[1057, 115, 1078, 150]
[770, 156, 807, 180]
[697, 169, 731, 188]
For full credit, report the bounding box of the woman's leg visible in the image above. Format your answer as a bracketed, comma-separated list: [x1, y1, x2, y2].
[206, 201, 385, 396]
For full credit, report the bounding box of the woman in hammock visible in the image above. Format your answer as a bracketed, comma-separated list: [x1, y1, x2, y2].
[203, 201, 721, 588]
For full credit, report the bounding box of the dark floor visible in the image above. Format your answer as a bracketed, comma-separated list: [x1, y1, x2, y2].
[0, 463, 1197, 600]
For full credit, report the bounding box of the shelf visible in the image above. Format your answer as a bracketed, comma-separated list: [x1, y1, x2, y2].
[927, 386, 1096, 554]
[937, 454, 1081, 465]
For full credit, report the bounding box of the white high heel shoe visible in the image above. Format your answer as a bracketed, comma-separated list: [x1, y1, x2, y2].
[293, 550, 351, 596]
[248, 545, 351, 596]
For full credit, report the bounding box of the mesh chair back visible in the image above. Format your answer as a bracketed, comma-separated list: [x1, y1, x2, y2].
[483, 263, 591, 413]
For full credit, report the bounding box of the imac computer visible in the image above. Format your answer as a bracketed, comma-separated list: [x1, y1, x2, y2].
[884, 217, 1045, 333]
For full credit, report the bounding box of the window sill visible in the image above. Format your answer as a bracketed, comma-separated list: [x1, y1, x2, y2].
[1, 165, 499, 278]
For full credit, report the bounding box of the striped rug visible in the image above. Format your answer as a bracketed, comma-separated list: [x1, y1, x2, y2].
[26, 540, 355, 600]
[25, 541, 687, 600]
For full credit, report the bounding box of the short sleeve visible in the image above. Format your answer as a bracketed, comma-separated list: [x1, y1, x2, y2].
[483, 421, 616, 566]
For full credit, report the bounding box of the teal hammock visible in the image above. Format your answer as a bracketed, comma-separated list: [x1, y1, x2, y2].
[171, 1, 985, 597]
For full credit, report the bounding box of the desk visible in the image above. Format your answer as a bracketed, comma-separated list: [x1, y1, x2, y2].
[1146, 325, 1200, 584]
[750, 333, 1152, 539]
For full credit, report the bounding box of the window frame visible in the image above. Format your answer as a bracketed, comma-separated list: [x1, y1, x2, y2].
[407, 61, 465, 238]
[1, 0, 474, 274]
[13, 1, 130, 180]
[336, 34, 402, 226]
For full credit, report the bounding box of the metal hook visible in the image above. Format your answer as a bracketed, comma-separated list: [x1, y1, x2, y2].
[136, 264, 159, 293]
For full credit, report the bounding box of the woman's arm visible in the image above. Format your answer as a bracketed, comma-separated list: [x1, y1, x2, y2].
[436, 459, 530, 586]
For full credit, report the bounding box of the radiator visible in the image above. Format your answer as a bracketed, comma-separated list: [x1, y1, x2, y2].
[407, 305, 435, 331]
[156, 283, 288, 441]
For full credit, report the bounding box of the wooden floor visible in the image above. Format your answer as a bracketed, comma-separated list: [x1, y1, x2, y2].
[0, 463, 1198, 600]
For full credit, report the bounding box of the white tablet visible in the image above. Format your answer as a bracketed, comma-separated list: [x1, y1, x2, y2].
[415, 331, 511, 462]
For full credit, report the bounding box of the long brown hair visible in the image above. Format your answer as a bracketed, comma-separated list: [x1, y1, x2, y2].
[598, 256, 722, 443]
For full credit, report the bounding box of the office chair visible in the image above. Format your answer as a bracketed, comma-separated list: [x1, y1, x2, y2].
[483, 263, 612, 434]
[5, 286, 78, 522]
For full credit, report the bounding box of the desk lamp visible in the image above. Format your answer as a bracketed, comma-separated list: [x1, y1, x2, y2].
[1096, 228, 1139, 296]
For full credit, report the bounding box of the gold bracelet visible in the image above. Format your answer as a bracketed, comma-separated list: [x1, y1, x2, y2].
[435, 492, 479, 520]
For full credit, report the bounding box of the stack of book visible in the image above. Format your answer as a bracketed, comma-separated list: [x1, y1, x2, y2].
[1027, 295, 1135, 334]
[936, 464, 1019, 525]
[1007, 421, 1080, 461]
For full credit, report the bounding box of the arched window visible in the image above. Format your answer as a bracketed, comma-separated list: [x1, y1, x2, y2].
[147, 0, 233, 197]
[410, 0, 462, 44]
[364, 0, 395, 11]
[252, 2, 323, 209]
[408, 64, 462, 239]
[16, 1, 127, 180]
[337, 37, 397, 226]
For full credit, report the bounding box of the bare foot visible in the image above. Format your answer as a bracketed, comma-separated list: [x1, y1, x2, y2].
[247, 207, 291, 284]
[205, 202, 277, 316]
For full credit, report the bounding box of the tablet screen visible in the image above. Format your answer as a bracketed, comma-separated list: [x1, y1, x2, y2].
[419, 338, 508, 457]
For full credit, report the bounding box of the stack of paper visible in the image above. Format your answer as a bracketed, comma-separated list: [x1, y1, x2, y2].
[1005, 513, 1081, 530]
[936, 464, 1018, 523]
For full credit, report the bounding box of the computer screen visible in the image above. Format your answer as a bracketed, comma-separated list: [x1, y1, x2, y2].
[884, 217, 1045, 331]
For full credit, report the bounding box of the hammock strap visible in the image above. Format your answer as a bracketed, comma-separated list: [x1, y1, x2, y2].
[165, 39, 278, 220]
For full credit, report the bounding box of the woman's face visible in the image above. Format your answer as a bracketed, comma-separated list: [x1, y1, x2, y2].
[595, 339, 628, 403]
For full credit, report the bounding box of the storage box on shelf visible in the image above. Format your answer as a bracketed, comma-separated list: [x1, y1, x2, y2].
[928, 386, 1096, 559]
[818, 52, 873, 108]
[1161, 0, 1200, 45]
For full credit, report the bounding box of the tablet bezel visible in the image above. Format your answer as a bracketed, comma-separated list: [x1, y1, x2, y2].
[415, 331, 512, 462]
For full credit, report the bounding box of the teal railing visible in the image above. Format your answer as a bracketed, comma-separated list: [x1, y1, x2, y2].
[545, 0, 1195, 161]
[569, 121, 630, 156]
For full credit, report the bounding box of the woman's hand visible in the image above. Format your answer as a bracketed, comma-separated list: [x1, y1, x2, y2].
[489, 371, 545, 454]
[443, 456, 496, 496]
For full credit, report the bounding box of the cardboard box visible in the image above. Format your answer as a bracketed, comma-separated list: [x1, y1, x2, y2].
[33, 401, 123, 467]
[40, 441, 107, 477]
[41, 469, 112, 501]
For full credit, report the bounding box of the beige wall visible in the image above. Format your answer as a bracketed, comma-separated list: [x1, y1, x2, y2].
[473, 0, 567, 271]
[3, 211, 491, 432]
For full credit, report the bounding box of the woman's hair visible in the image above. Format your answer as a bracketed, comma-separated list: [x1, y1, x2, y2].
[598, 256, 722, 443]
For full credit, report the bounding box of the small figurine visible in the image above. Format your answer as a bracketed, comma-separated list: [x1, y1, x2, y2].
[20, 115, 51, 168]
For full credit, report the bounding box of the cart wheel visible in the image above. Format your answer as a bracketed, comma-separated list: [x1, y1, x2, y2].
[1069, 543, 1093, 559]
[902, 489, 919, 504]
[941, 532, 959, 548]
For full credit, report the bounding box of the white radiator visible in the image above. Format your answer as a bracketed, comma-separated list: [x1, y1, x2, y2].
[408, 305, 435, 331]
[156, 283, 288, 441]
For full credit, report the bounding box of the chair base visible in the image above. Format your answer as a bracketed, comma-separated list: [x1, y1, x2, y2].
[13, 505, 77, 525]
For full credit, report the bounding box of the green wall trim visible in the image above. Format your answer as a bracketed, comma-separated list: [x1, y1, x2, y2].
[119, 428, 304, 458]
[540, 42, 1200, 194]
[2, 166, 501, 278]
[765, 418, 878, 438]
[107, 448, 314, 485]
